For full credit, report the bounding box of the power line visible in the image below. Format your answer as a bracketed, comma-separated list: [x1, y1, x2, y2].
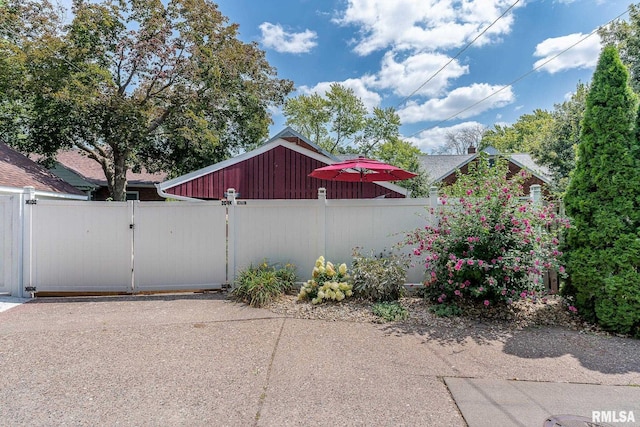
[395, 0, 522, 109]
[407, 8, 630, 139]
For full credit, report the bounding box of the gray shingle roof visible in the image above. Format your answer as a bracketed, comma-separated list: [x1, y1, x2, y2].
[419, 147, 552, 184]
[419, 154, 476, 183]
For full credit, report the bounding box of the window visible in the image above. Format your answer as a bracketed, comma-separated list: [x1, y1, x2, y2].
[126, 191, 140, 201]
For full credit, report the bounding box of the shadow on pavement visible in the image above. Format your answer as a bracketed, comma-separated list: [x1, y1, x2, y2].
[501, 327, 640, 375]
[379, 318, 514, 346]
[381, 319, 640, 376]
[27, 292, 229, 304]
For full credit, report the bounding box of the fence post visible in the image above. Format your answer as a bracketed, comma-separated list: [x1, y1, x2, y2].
[318, 188, 327, 264]
[429, 186, 439, 210]
[225, 188, 237, 288]
[530, 184, 542, 206]
[21, 186, 36, 298]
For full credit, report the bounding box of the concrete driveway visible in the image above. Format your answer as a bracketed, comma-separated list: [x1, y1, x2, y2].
[0, 294, 638, 426]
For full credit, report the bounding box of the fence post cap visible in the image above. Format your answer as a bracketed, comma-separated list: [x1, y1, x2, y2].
[318, 187, 327, 200]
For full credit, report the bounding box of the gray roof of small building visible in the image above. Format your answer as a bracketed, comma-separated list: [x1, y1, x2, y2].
[418, 147, 552, 184]
[419, 154, 476, 183]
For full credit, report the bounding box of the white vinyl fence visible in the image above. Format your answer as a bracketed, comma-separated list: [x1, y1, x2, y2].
[0, 186, 439, 297]
[0, 195, 20, 295]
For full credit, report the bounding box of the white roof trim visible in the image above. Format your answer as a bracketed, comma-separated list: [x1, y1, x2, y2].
[0, 185, 89, 200]
[508, 156, 552, 184]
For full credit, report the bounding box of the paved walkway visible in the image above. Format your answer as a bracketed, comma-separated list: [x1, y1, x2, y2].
[0, 294, 638, 426]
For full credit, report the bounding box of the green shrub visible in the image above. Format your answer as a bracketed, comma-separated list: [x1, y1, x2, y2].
[563, 46, 640, 337]
[351, 249, 408, 302]
[428, 303, 462, 318]
[405, 155, 569, 311]
[298, 256, 353, 304]
[372, 301, 409, 322]
[232, 262, 296, 308]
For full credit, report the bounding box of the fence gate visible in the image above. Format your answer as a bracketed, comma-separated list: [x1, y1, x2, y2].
[27, 200, 134, 293]
[0, 196, 19, 295]
[132, 201, 227, 292]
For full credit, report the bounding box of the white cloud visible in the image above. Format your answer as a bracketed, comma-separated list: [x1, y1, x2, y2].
[259, 22, 318, 54]
[367, 51, 469, 97]
[533, 32, 602, 74]
[405, 121, 485, 153]
[298, 78, 382, 110]
[398, 83, 515, 124]
[334, 0, 523, 56]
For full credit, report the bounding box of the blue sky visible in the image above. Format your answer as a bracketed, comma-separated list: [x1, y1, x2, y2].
[215, 0, 632, 153]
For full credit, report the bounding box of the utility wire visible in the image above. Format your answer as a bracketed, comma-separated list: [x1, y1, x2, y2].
[407, 8, 630, 139]
[395, 0, 521, 109]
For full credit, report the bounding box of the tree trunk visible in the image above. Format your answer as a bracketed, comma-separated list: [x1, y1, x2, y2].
[111, 149, 128, 201]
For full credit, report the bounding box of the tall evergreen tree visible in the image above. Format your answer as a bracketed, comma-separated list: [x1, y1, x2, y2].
[563, 45, 640, 336]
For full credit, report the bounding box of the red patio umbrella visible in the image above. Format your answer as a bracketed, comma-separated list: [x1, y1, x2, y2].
[309, 157, 418, 182]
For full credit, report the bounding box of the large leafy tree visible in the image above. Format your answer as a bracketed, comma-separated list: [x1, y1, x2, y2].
[599, 3, 640, 94]
[482, 109, 554, 154]
[531, 82, 588, 194]
[0, 0, 293, 200]
[284, 83, 380, 154]
[563, 45, 640, 337]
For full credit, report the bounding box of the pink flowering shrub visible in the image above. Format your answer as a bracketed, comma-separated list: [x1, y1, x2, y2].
[406, 155, 570, 308]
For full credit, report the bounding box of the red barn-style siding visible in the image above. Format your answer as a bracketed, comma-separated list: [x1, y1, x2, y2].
[164, 144, 406, 200]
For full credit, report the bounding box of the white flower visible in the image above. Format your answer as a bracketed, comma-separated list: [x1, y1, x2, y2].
[326, 264, 336, 277]
[338, 263, 348, 275]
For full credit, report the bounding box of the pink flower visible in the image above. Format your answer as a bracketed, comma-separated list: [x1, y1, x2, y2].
[413, 249, 421, 256]
[454, 290, 461, 296]
[467, 259, 474, 265]
[483, 300, 490, 306]
[568, 305, 578, 313]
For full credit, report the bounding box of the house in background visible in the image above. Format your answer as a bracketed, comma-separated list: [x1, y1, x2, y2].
[0, 143, 88, 200]
[420, 146, 552, 194]
[157, 127, 410, 200]
[50, 150, 167, 201]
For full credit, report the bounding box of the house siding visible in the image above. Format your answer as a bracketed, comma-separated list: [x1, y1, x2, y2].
[165, 145, 405, 200]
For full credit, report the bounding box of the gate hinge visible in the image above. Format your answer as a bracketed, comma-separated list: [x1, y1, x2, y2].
[25, 199, 37, 205]
[129, 224, 135, 229]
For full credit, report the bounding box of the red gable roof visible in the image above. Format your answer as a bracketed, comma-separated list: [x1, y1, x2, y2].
[0, 143, 85, 195]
